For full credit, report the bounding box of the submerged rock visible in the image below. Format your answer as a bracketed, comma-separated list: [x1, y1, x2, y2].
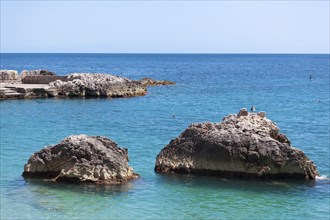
[155, 109, 319, 180]
[23, 135, 138, 184]
[49, 73, 147, 97]
[139, 77, 175, 86]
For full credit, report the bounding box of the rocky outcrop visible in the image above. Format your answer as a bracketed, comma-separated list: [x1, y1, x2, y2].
[23, 135, 138, 184]
[1, 72, 176, 100]
[49, 73, 147, 97]
[155, 109, 319, 180]
[0, 70, 20, 83]
[1, 73, 148, 99]
[139, 77, 175, 86]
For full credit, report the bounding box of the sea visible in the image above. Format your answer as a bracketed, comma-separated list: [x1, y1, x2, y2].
[0, 53, 329, 219]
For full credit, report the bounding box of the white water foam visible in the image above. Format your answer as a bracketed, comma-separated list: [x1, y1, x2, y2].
[316, 175, 329, 181]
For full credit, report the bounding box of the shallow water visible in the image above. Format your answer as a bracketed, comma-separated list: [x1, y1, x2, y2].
[1, 54, 329, 219]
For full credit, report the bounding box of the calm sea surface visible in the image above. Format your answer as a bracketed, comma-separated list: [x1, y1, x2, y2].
[0, 54, 329, 219]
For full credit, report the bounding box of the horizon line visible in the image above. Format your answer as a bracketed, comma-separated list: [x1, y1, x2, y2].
[1, 52, 329, 55]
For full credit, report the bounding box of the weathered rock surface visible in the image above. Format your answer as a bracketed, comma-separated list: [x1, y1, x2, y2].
[1, 72, 148, 99]
[0, 84, 54, 99]
[21, 75, 68, 84]
[155, 109, 319, 180]
[49, 73, 147, 97]
[1, 72, 176, 100]
[23, 135, 138, 184]
[0, 70, 21, 83]
[139, 77, 175, 86]
[21, 69, 56, 78]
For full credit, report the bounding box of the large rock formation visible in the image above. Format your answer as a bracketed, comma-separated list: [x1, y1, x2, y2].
[49, 73, 147, 97]
[23, 135, 138, 184]
[139, 77, 175, 86]
[155, 109, 319, 180]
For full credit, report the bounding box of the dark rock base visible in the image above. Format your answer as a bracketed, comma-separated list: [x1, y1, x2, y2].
[155, 167, 308, 180]
[23, 171, 139, 184]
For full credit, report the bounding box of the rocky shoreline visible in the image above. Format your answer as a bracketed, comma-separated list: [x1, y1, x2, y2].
[0, 70, 175, 100]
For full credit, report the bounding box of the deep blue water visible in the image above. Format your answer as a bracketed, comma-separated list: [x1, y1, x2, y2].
[0, 53, 329, 219]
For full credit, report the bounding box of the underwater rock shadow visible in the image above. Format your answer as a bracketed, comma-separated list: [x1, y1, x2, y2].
[154, 172, 326, 194]
[21, 177, 138, 196]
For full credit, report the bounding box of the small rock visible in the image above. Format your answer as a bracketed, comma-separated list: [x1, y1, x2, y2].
[139, 77, 175, 86]
[257, 111, 266, 118]
[237, 108, 248, 117]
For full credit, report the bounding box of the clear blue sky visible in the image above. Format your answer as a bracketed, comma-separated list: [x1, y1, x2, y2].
[1, 1, 329, 53]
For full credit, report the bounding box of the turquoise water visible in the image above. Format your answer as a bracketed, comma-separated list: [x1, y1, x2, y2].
[0, 54, 329, 219]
